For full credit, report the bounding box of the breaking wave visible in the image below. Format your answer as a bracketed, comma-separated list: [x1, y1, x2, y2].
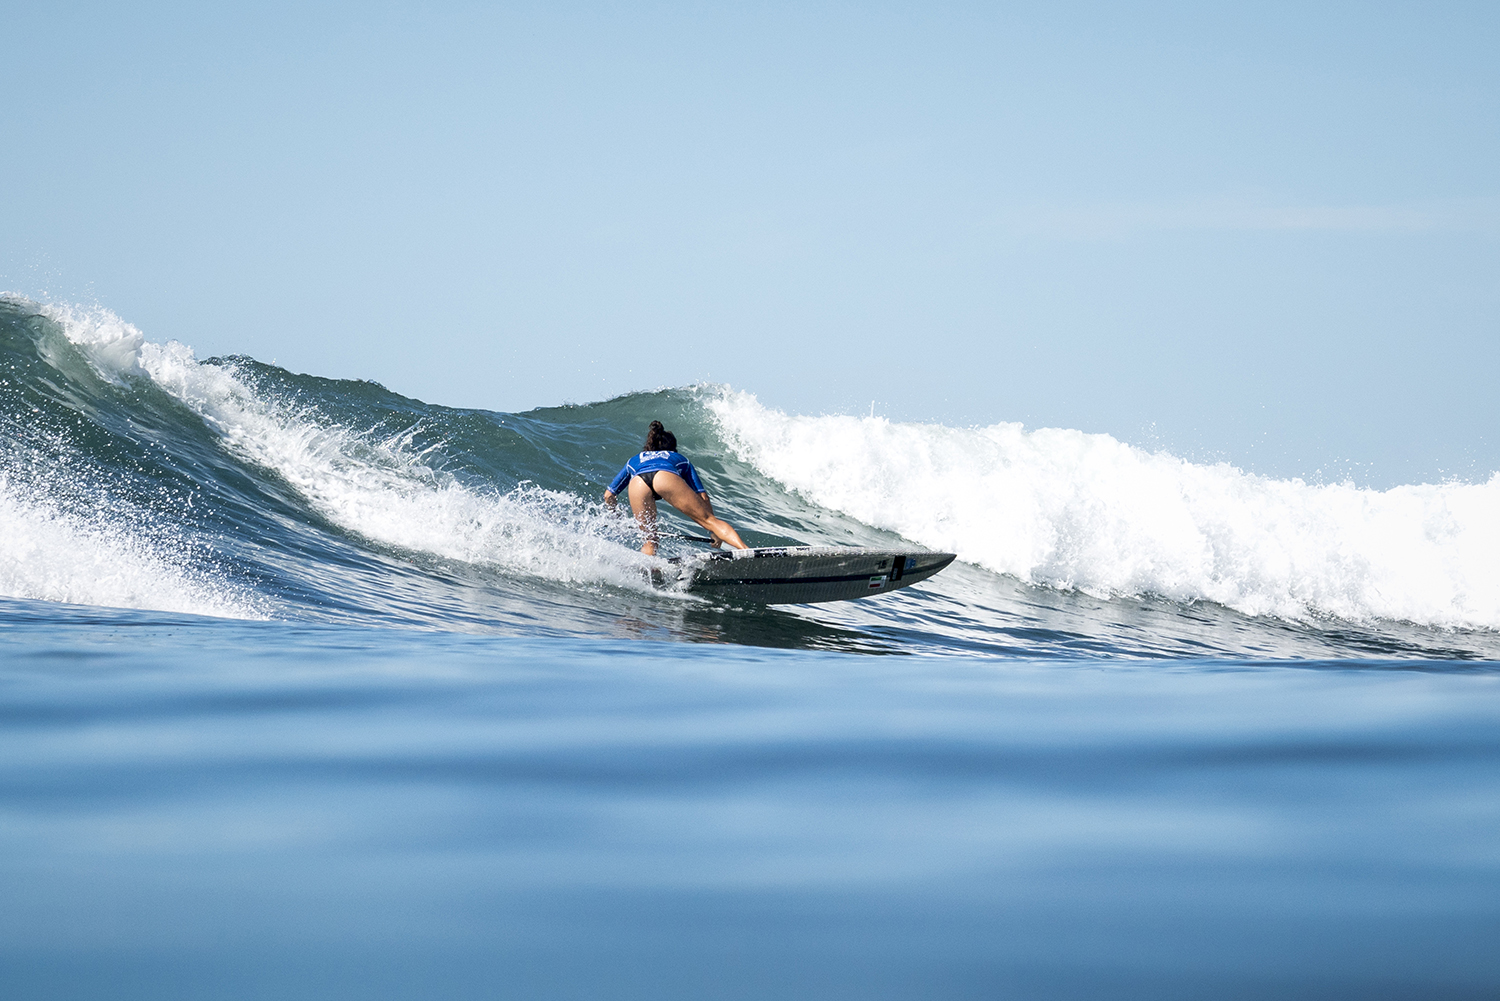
[2, 294, 1496, 657]
[710, 390, 1500, 628]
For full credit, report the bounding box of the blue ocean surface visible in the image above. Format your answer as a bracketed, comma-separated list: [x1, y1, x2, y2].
[3, 295, 1499, 998]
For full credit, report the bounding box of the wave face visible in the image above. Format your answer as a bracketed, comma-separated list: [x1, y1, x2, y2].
[2, 295, 1497, 658]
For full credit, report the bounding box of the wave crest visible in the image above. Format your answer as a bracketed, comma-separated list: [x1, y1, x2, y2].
[41, 301, 660, 593]
[708, 390, 1500, 628]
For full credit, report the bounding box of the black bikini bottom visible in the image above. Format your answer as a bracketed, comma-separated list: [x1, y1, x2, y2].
[637, 470, 662, 500]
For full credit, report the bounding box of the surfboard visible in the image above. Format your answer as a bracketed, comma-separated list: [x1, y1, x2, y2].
[669, 546, 956, 605]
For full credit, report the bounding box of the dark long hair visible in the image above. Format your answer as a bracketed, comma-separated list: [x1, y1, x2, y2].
[645, 420, 677, 452]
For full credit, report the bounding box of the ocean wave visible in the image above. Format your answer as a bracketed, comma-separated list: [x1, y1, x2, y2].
[5, 293, 1498, 655]
[708, 389, 1500, 629]
[37, 300, 663, 594]
[0, 463, 266, 620]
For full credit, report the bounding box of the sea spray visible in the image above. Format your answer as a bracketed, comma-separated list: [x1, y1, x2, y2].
[38, 300, 663, 593]
[0, 462, 264, 620]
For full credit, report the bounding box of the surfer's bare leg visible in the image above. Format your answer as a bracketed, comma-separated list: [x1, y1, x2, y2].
[626, 475, 660, 556]
[649, 471, 748, 550]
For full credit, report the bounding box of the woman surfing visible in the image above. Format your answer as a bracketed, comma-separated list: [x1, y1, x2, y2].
[604, 421, 748, 556]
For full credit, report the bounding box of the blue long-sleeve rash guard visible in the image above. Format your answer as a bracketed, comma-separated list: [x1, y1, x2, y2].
[607, 451, 707, 496]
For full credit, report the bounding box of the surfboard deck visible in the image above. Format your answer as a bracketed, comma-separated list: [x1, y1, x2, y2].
[667, 546, 957, 605]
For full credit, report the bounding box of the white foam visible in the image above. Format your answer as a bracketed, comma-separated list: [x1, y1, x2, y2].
[708, 390, 1500, 629]
[0, 471, 265, 619]
[38, 301, 150, 384]
[0, 300, 266, 618]
[42, 303, 661, 594]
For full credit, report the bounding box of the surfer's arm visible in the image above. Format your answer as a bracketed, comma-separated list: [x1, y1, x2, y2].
[681, 458, 714, 513]
[604, 461, 634, 504]
[680, 459, 708, 494]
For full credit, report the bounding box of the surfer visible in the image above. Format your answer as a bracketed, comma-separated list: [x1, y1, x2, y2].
[604, 421, 748, 556]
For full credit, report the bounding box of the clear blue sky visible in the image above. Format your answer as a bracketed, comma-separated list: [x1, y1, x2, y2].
[4, 1, 1497, 485]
